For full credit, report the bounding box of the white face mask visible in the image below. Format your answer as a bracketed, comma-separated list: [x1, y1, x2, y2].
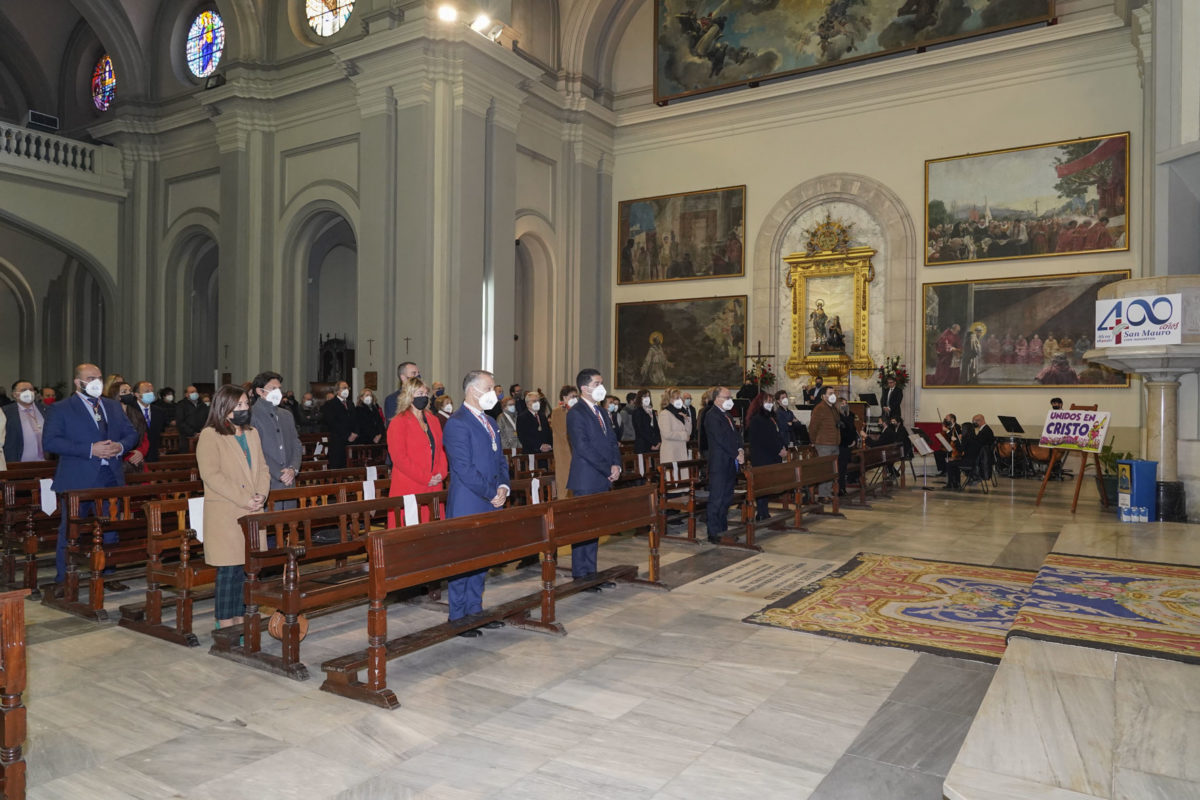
[591, 385, 607, 403]
[265, 388, 283, 406]
[641, 397, 652, 408]
[339, 389, 350, 400]
[780, 397, 789, 407]
[304, 399, 313, 407]
[442, 404, 452, 414]
[83, 378, 103, 398]
[764, 402, 774, 412]
[566, 397, 579, 408]
[721, 398, 734, 412]
[826, 393, 837, 404]
[671, 399, 683, 409]
[18, 390, 34, 405]
[188, 392, 199, 402]
[530, 400, 541, 412]
[478, 388, 498, 411]
[505, 405, 516, 414]
[362, 395, 374, 405]
[684, 398, 692, 408]
[607, 404, 617, 413]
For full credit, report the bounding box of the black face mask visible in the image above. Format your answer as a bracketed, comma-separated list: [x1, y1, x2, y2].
[120, 394, 137, 406]
[231, 410, 251, 427]
[943, 419, 952, 427]
[412, 396, 430, 411]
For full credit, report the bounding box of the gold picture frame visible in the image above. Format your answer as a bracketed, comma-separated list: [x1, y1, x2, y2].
[617, 185, 745, 285]
[925, 132, 1130, 266]
[922, 269, 1131, 389]
[783, 216, 875, 382]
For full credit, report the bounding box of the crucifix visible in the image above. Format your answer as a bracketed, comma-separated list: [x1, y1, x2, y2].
[402, 336, 412, 354]
[744, 340, 776, 385]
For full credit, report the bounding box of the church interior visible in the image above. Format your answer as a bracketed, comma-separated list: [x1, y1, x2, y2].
[2, 0, 1200, 797]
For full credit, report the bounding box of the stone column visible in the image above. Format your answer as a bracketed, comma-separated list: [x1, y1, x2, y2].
[1145, 378, 1180, 481]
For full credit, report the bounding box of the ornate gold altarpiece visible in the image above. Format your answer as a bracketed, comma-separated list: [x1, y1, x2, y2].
[783, 214, 876, 383]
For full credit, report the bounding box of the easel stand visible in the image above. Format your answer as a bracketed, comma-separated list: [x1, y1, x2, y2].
[1034, 449, 1110, 513]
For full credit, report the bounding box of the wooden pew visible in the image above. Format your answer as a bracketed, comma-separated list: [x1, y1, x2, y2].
[294, 466, 388, 487]
[209, 491, 446, 680]
[319, 485, 660, 709]
[846, 443, 906, 507]
[795, 453, 842, 519]
[42, 481, 203, 621]
[731, 461, 812, 551]
[614, 450, 658, 488]
[0, 588, 30, 800]
[346, 443, 387, 467]
[126, 468, 200, 484]
[507, 452, 554, 481]
[657, 459, 708, 544]
[1, 479, 59, 599]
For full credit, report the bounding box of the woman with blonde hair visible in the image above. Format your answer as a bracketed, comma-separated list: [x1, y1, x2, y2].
[657, 386, 692, 467]
[196, 385, 270, 628]
[386, 378, 447, 526]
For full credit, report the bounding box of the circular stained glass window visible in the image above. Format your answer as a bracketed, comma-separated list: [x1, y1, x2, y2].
[186, 10, 226, 78]
[92, 55, 116, 111]
[306, 0, 354, 37]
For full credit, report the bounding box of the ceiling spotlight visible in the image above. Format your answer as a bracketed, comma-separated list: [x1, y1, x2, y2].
[486, 22, 504, 40]
[470, 13, 491, 32]
[437, 4, 458, 22]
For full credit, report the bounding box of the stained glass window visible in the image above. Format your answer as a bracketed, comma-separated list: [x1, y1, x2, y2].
[186, 11, 225, 78]
[92, 55, 116, 111]
[306, 0, 354, 37]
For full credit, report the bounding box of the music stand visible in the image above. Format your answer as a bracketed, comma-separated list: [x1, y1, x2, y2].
[858, 393, 879, 407]
[909, 433, 936, 491]
[997, 416, 1025, 478]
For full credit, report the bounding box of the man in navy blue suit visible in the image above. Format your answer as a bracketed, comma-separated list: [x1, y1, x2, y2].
[704, 385, 745, 543]
[42, 363, 139, 585]
[566, 368, 622, 590]
[442, 369, 510, 637]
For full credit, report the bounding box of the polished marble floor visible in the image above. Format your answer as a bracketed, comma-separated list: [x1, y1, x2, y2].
[19, 478, 1151, 799]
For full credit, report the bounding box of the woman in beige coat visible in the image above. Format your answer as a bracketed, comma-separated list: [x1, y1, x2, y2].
[657, 387, 693, 467]
[196, 385, 270, 628]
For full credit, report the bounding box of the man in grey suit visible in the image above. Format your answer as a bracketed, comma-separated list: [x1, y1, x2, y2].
[250, 370, 303, 508]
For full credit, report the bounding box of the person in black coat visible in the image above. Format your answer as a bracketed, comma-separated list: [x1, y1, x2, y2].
[880, 377, 903, 419]
[516, 392, 553, 454]
[321, 381, 354, 468]
[835, 399, 861, 496]
[682, 391, 698, 448]
[748, 396, 787, 520]
[704, 386, 744, 542]
[605, 395, 623, 440]
[631, 389, 661, 454]
[350, 388, 386, 448]
[802, 377, 825, 405]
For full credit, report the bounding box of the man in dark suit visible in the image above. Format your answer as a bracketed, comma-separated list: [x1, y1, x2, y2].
[442, 370, 510, 636]
[2, 379, 47, 463]
[383, 361, 420, 419]
[42, 363, 139, 584]
[566, 368, 622, 589]
[321, 380, 354, 468]
[131, 381, 167, 462]
[175, 385, 206, 451]
[880, 377, 903, 419]
[704, 386, 744, 543]
[516, 392, 552, 454]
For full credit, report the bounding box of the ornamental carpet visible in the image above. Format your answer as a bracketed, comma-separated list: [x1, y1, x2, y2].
[1007, 552, 1200, 664]
[743, 552, 1035, 663]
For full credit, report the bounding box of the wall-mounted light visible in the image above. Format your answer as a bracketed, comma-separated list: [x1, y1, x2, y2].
[470, 13, 491, 32]
[437, 5, 458, 22]
[204, 73, 226, 90]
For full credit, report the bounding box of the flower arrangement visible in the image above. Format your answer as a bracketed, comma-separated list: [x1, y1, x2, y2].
[876, 355, 909, 389]
[748, 360, 776, 389]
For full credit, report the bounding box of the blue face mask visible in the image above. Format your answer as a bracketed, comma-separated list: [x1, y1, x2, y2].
[435, 388, 445, 396]
[141, 392, 156, 405]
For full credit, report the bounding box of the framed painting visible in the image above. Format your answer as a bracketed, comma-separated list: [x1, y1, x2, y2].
[616, 295, 746, 388]
[922, 270, 1131, 389]
[926, 132, 1129, 266]
[655, 0, 1053, 103]
[618, 186, 745, 284]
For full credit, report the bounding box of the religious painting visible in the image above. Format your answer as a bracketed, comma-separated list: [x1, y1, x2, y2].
[618, 186, 745, 284]
[616, 295, 746, 388]
[926, 132, 1129, 266]
[922, 270, 1131, 389]
[655, 0, 1054, 103]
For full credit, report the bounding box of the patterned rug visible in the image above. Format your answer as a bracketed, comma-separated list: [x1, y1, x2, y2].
[1008, 553, 1200, 664]
[744, 552, 1035, 663]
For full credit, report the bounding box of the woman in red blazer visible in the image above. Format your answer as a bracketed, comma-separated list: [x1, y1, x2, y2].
[386, 379, 448, 527]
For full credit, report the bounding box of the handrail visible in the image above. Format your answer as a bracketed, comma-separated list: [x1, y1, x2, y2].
[0, 122, 97, 174]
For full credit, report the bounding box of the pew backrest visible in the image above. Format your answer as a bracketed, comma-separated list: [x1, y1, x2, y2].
[547, 484, 658, 547]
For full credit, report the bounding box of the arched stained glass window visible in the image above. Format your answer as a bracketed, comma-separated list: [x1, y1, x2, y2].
[92, 55, 116, 111]
[306, 0, 354, 37]
[186, 10, 226, 78]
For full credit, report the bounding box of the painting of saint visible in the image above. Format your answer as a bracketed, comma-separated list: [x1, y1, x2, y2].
[616, 296, 746, 388]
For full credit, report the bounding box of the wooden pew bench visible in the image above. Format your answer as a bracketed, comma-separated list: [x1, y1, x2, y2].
[0, 587, 31, 800]
[1, 479, 58, 599]
[730, 461, 811, 551]
[794, 453, 842, 519]
[657, 459, 708, 544]
[210, 491, 446, 680]
[42, 481, 203, 621]
[847, 443, 906, 507]
[319, 484, 660, 708]
[118, 481, 360, 646]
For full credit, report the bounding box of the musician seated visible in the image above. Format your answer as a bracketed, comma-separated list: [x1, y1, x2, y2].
[934, 414, 961, 477]
[867, 413, 907, 478]
[945, 415, 995, 490]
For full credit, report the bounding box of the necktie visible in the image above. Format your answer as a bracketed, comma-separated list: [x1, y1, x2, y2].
[89, 397, 108, 438]
[143, 407, 151, 427]
[593, 404, 606, 431]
